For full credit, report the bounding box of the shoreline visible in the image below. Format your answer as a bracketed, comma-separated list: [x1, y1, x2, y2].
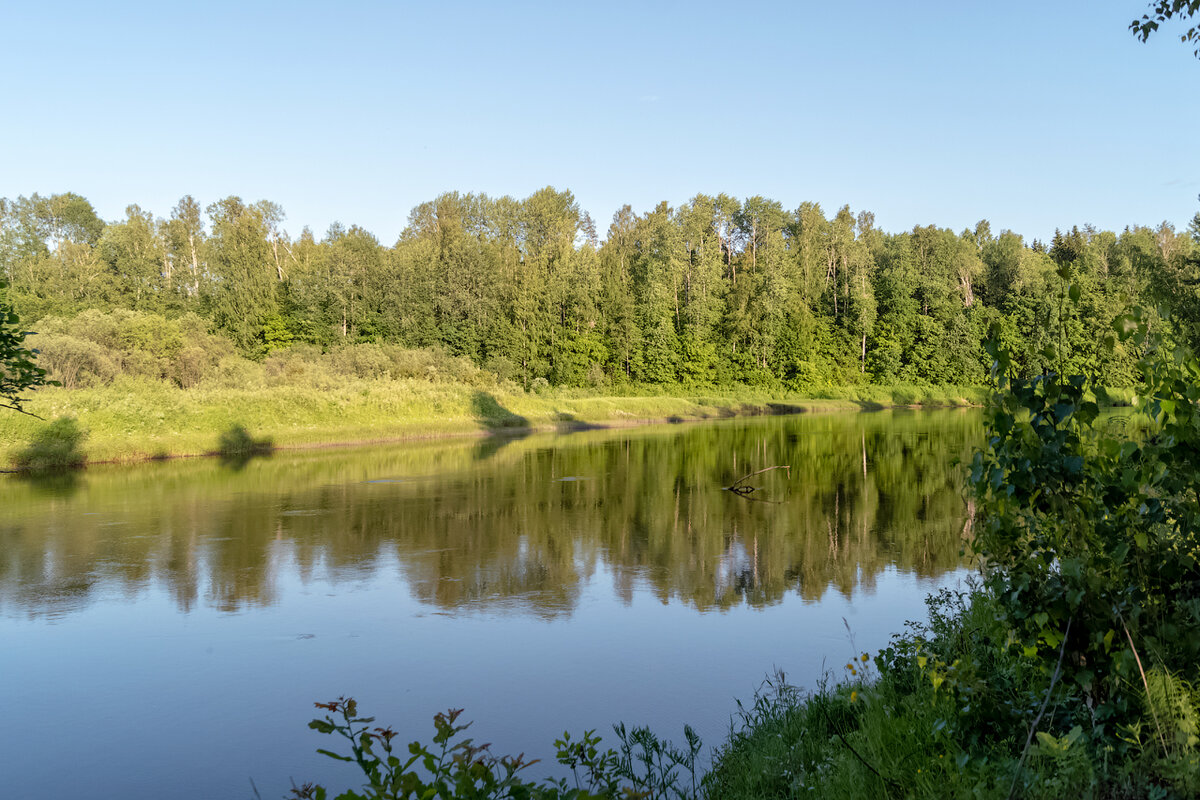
[1, 381, 987, 469]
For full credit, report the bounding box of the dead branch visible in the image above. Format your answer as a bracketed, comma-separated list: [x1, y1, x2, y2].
[725, 465, 790, 496]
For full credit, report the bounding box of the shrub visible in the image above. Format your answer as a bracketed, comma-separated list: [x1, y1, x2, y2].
[292, 698, 703, 800]
[27, 333, 120, 388]
[31, 310, 233, 387]
[485, 355, 519, 384]
[212, 355, 264, 389]
[585, 363, 608, 389]
[970, 304, 1200, 743]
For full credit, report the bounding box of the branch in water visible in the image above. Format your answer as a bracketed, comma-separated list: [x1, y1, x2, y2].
[725, 465, 790, 495]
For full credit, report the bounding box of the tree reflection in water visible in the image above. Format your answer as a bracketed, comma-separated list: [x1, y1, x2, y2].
[0, 410, 980, 619]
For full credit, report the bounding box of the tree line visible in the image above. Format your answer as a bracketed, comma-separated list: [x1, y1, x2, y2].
[2, 189, 1198, 390]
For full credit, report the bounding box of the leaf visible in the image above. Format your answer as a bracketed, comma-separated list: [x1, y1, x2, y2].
[316, 748, 354, 762]
[1069, 283, 1081, 302]
[1112, 314, 1138, 338]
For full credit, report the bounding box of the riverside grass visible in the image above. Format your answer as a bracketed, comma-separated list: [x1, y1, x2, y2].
[0, 378, 987, 467]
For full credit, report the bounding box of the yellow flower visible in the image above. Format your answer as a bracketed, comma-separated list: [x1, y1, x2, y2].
[850, 691, 858, 702]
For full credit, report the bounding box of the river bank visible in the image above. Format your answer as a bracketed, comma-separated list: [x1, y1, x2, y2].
[0, 379, 987, 467]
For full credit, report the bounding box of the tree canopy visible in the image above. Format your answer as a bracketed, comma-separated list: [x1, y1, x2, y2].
[2, 190, 1196, 393]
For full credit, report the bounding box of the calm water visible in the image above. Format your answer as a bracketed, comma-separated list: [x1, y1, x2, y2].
[0, 410, 979, 799]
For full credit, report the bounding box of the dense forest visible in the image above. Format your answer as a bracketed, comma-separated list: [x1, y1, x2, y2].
[2, 189, 1198, 391]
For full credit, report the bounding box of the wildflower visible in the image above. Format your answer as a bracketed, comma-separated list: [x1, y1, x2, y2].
[861, 653, 869, 662]
[850, 690, 858, 703]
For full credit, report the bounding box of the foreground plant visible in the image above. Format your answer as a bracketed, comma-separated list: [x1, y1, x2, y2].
[971, 299, 1200, 786]
[704, 297, 1200, 798]
[291, 698, 703, 800]
[0, 278, 54, 415]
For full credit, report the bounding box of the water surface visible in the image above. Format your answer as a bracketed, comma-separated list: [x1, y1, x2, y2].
[0, 410, 979, 799]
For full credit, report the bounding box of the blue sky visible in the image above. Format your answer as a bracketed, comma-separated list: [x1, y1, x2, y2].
[2, 0, 1197, 244]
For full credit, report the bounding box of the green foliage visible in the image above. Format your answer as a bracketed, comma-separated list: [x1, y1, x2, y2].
[971, 298, 1200, 744]
[12, 416, 87, 471]
[30, 310, 233, 388]
[0, 278, 54, 413]
[1131, 1, 1200, 57]
[704, 292, 1200, 798]
[7, 188, 1191, 393]
[293, 698, 704, 800]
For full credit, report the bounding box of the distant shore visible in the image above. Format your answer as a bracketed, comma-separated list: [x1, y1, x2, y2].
[0, 381, 987, 468]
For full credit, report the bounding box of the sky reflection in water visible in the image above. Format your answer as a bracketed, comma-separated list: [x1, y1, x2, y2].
[0, 410, 979, 799]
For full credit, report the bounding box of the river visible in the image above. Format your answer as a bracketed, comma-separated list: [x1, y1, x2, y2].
[0, 409, 979, 798]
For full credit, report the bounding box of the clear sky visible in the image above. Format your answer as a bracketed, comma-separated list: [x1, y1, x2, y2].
[2, 0, 1197, 244]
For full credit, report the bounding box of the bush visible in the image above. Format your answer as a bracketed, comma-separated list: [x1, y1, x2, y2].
[12, 416, 87, 471]
[706, 300, 1200, 798]
[32, 310, 233, 387]
[27, 333, 120, 388]
[212, 355, 265, 389]
[585, 363, 608, 388]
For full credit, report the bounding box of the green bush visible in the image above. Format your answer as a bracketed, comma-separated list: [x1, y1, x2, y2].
[12, 416, 87, 471]
[706, 299, 1200, 798]
[32, 310, 234, 387]
[26, 333, 120, 388]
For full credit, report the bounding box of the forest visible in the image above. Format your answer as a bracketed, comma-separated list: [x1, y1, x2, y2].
[3, 189, 1198, 393]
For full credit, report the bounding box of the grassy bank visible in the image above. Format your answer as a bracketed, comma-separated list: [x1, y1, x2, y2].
[0, 379, 986, 467]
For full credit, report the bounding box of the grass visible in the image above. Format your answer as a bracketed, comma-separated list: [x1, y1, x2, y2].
[0, 378, 987, 467]
[706, 592, 1015, 799]
[9, 416, 87, 471]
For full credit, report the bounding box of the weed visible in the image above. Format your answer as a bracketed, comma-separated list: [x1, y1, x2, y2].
[294, 698, 704, 800]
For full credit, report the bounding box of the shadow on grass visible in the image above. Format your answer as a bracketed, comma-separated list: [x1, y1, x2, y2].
[471, 392, 531, 460]
[471, 392, 530, 431]
[552, 410, 602, 433]
[766, 402, 811, 415]
[217, 424, 275, 471]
